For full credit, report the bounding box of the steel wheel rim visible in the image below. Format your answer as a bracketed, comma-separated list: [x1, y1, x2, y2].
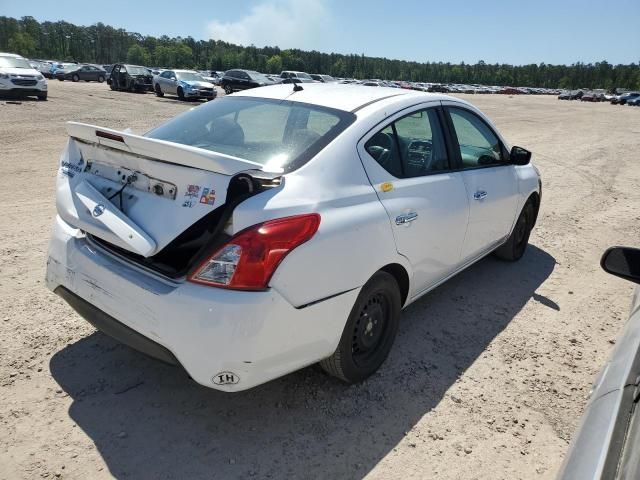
[352, 291, 390, 367]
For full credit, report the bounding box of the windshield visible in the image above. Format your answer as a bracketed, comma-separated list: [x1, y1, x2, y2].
[146, 97, 355, 172]
[176, 72, 204, 82]
[247, 71, 271, 82]
[0, 56, 32, 69]
[296, 72, 312, 80]
[126, 66, 149, 75]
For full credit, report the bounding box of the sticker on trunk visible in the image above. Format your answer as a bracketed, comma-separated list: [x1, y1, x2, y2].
[199, 188, 216, 206]
[182, 184, 200, 208]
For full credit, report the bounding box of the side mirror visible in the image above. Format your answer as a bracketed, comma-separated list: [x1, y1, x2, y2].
[601, 247, 640, 284]
[171, 77, 176, 81]
[510, 146, 531, 165]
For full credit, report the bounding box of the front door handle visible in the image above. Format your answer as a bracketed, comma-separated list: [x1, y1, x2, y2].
[396, 212, 418, 225]
[473, 190, 488, 200]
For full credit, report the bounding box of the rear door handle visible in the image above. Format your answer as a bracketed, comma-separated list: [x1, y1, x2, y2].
[473, 190, 488, 200]
[395, 212, 418, 225]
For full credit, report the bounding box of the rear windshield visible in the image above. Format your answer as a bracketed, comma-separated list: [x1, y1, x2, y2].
[146, 97, 355, 173]
[176, 71, 204, 81]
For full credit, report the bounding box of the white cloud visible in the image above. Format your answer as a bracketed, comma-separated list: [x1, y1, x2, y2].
[207, 0, 331, 50]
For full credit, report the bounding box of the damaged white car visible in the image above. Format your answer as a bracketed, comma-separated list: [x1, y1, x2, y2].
[46, 84, 541, 391]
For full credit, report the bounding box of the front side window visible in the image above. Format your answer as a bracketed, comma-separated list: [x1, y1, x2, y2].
[448, 107, 504, 168]
[365, 108, 449, 178]
[146, 97, 355, 173]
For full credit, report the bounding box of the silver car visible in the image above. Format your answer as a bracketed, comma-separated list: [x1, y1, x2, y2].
[558, 247, 640, 479]
[153, 69, 217, 101]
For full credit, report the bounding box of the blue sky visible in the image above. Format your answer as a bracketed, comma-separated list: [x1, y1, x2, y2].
[3, 0, 639, 65]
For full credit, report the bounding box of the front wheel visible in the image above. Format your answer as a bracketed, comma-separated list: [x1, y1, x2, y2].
[494, 201, 535, 261]
[320, 271, 401, 384]
[154, 84, 164, 97]
[224, 84, 232, 95]
[98, 75, 105, 83]
[177, 87, 185, 100]
[72, 74, 79, 82]
[37, 92, 47, 101]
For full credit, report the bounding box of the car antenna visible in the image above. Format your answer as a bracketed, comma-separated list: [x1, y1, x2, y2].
[292, 81, 303, 92]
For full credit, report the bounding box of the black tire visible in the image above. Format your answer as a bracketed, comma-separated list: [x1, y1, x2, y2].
[224, 84, 232, 95]
[98, 75, 105, 83]
[320, 271, 401, 383]
[110, 83, 116, 91]
[72, 74, 79, 82]
[494, 201, 535, 261]
[177, 87, 185, 100]
[154, 84, 164, 97]
[57, 78, 64, 81]
[37, 92, 47, 101]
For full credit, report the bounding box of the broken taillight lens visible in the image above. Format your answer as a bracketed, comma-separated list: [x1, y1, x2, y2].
[188, 214, 320, 290]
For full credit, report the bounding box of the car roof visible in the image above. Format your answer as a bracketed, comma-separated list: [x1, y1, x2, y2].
[0, 52, 24, 58]
[233, 83, 453, 113]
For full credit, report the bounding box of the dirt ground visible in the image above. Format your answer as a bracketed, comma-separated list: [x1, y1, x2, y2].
[1, 81, 639, 480]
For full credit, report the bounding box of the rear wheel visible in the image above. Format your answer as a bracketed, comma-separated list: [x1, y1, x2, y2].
[72, 74, 79, 82]
[494, 201, 535, 261]
[155, 84, 164, 97]
[320, 271, 401, 383]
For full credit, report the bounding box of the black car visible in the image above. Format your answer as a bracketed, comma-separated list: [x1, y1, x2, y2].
[107, 64, 153, 92]
[56, 64, 107, 83]
[220, 69, 276, 94]
[558, 90, 584, 100]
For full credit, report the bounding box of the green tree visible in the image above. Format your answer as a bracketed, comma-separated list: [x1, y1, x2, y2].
[126, 44, 150, 65]
[265, 54, 282, 73]
[8, 31, 36, 57]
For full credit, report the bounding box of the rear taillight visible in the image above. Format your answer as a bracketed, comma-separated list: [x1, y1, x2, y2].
[188, 214, 320, 290]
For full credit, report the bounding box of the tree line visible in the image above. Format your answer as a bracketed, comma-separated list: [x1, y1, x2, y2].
[1, 15, 639, 90]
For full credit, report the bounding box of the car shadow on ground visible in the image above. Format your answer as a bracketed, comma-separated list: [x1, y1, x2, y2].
[50, 245, 555, 479]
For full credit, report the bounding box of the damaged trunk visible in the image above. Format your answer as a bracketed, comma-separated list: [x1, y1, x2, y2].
[57, 122, 281, 278]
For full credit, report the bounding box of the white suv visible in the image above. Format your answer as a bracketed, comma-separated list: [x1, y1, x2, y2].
[0, 52, 48, 100]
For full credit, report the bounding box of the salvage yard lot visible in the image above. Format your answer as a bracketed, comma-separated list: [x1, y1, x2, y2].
[1, 80, 639, 480]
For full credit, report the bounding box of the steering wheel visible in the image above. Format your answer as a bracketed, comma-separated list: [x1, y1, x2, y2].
[368, 132, 394, 169]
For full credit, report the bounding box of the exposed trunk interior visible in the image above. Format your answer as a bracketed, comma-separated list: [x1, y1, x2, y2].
[90, 170, 281, 278]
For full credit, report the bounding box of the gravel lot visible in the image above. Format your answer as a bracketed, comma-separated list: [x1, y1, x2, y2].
[1, 81, 639, 480]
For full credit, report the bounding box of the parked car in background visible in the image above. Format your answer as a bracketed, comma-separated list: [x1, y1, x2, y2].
[49, 62, 78, 78]
[580, 91, 605, 102]
[102, 64, 114, 81]
[107, 64, 153, 92]
[56, 64, 107, 83]
[46, 84, 540, 392]
[558, 247, 640, 480]
[310, 74, 336, 83]
[558, 90, 584, 100]
[153, 69, 216, 101]
[280, 70, 315, 82]
[220, 69, 276, 94]
[627, 96, 640, 106]
[611, 92, 640, 105]
[0, 52, 48, 100]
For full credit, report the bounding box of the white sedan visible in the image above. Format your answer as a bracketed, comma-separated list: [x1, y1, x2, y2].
[46, 84, 541, 391]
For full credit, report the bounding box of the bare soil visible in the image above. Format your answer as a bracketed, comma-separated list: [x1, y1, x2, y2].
[1, 81, 639, 480]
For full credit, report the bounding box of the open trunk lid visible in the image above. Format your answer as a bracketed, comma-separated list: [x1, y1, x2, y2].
[56, 122, 265, 258]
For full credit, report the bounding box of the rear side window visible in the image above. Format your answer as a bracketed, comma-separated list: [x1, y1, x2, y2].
[146, 97, 355, 173]
[365, 108, 449, 178]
